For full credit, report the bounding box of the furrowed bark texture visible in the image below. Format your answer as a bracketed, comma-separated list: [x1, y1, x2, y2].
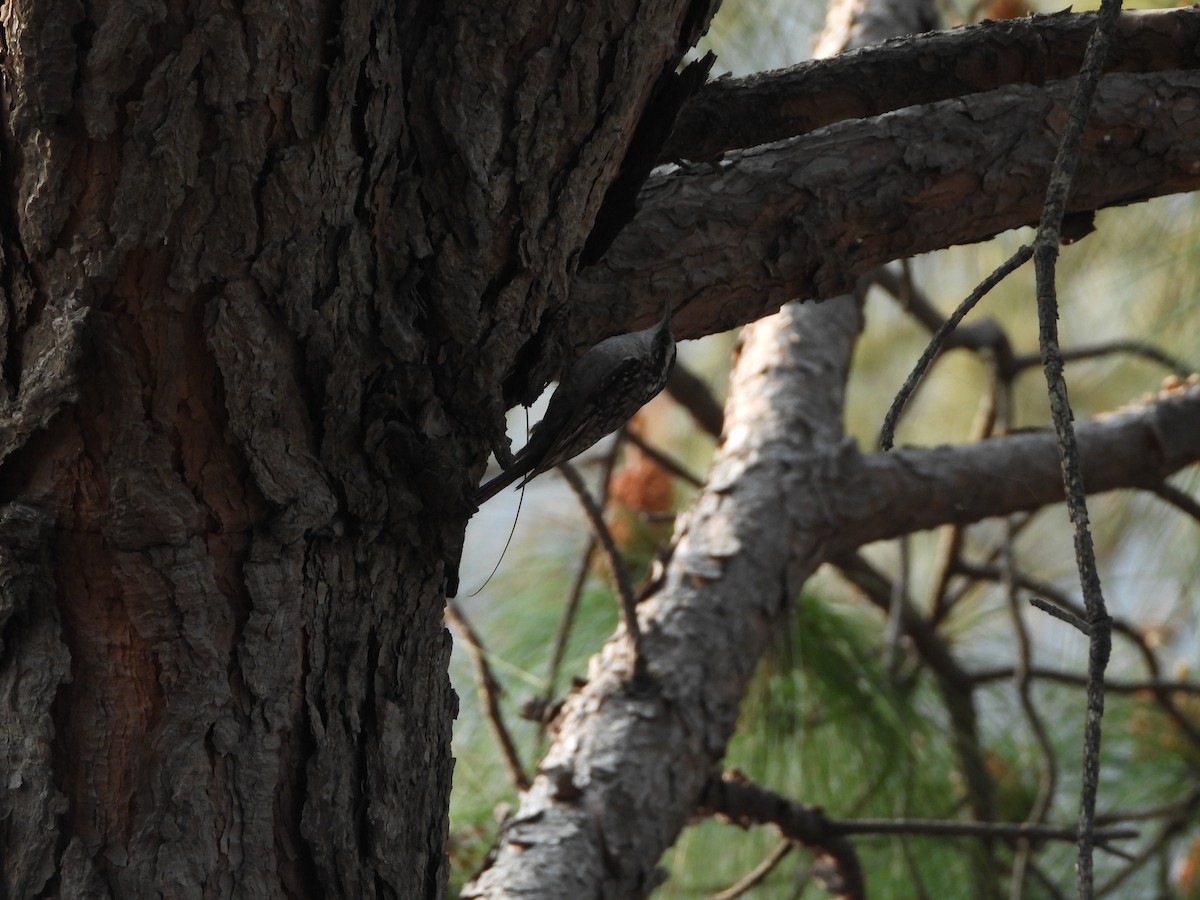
[666, 8, 1200, 161]
[0, 0, 714, 896]
[465, 296, 866, 898]
[467, 0, 1200, 895]
[2, 0, 1199, 897]
[576, 68, 1200, 351]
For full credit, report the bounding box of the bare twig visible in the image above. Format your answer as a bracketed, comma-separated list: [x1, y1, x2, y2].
[1096, 786, 1200, 825]
[445, 600, 530, 791]
[1026, 1, 1125, 891]
[832, 551, 995, 825]
[558, 461, 645, 679]
[970, 667, 1200, 698]
[1009, 341, 1191, 377]
[1030, 597, 1091, 635]
[622, 428, 704, 487]
[541, 541, 595, 702]
[703, 772, 1138, 846]
[964, 563, 1200, 749]
[871, 265, 1016, 372]
[540, 442, 624, 715]
[832, 818, 1136, 844]
[700, 775, 866, 900]
[667, 361, 725, 438]
[884, 536, 909, 677]
[708, 841, 794, 900]
[898, 831, 934, 900]
[1151, 482, 1200, 524]
[1096, 803, 1198, 896]
[936, 513, 1033, 624]
[929, 371, 1005, 621]
[879, 245, 1032, 450]
[1003, 518, 1058, 900]
[1025, 860, 1073, 900]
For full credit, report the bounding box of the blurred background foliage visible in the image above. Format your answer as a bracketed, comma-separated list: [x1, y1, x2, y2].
[450, 0, 1200, 895]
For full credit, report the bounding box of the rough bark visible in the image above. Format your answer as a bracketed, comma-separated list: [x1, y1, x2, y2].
[1, 0, 1198, 898]
[667, 8, 1200, 161]
[0, 0, 716, 896]
[835, 382, 1200, 550]
[575, 69, 1200, 352]
[466, 2, 1200, 897]
[465, 296, 869, 898]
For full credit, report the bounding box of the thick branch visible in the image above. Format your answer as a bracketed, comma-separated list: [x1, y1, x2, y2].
[465, 297, 864, 898]
[834, 382, 1200, 551]
[465, 373, 1199, 897]
[574, 71, 1200, 349]
[666, 8, 1200, 160]
[700, 775, 865, 900]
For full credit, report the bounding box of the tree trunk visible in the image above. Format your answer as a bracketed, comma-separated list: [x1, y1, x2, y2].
[2, 0, 1199, 895]
[0, 0, 713, 895]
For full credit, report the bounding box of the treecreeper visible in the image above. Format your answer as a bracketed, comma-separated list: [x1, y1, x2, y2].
[476, 298, 676, 505]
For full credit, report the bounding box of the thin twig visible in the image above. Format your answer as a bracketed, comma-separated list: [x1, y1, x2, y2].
[1096, 799, 1199, 896]
[557, 461, 646, 679]
[898, 829, 935, 900]
[445, 600, 531, 791]
[1115, 610, 1200, 751]
[832, 551, 996, 827]
[879, 245, 1033, 450]
[930, 372, 1005, 621]
[700, 776, 865, 900]
[1095, 785, 1200, 825]
[539, 441, 624, 723]
[963, 563, 1200, 751]
[1009, 340, 1192, 377]
[709, 774, 1138, 844]
[1026, 0, 1125, 891]
[708, 841, 794, 900]
[936, 512, 1034, 623]
[1030, 597, 1091, 634]
[970, 666, 1200, 697]
[666, 361, 725, 438]
[549, 539, 596, 685]
[872, 265, 1017, 373]
[1151, 482, 1200, 524]
[877, 262, 1190, 383]
[622, 428, 705, 487]
[832, 819, 1136, 844]
[1003, 517, 1059, 900]
[884, 536, 909, 677]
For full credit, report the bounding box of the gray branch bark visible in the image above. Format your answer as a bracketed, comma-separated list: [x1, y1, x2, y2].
[468, 2, 1200, 896]
[666, 8, 1200, 161]
[574, 68, 1200, 352]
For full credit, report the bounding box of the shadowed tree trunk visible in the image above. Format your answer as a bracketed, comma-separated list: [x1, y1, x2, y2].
[1, 0, 1198, 896]
[0, 0, 719, 895]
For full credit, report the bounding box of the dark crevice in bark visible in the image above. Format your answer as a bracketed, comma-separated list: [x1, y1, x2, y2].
[664, 9, 1200, 161]
[69, 17, 95, 95]
[580, 52, 714, 265]
[314, 0, 346, 131]
[0, 128, 25, 393]
[504, 310, 556, 409]
[287, 619, 322, 895]
[677, 0, 719, 50]
[350, 46, 375, 212]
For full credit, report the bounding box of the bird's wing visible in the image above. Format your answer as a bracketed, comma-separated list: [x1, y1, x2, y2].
[530, 350, 648, 477]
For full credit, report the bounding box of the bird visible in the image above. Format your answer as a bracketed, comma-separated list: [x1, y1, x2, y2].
[476, 297, 676, 505]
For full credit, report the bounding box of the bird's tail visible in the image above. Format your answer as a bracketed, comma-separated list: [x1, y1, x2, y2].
[475, 461, 529, 506]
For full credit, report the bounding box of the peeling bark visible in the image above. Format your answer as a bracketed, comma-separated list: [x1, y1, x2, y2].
[0, 0, 715, 896]
[575, 69, 1200, 351]
[667, 8, 1200, 161]
[0, 0, 1197, 897]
